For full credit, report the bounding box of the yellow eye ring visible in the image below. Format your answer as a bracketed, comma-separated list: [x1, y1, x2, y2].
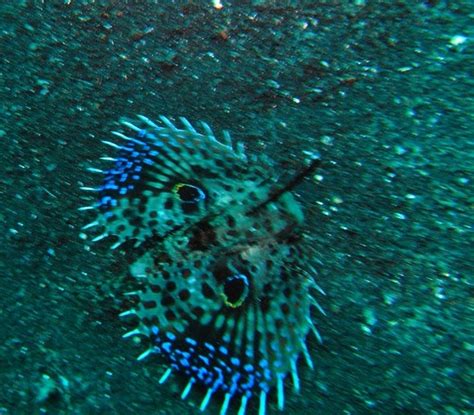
[221, 274, 249, 308]
[172, 183, 206, 204]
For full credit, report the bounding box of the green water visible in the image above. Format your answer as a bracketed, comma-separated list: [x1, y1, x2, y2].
[0, 1, 471, 414]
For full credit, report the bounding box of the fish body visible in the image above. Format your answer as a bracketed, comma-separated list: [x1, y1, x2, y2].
[81, 115, 324, 414]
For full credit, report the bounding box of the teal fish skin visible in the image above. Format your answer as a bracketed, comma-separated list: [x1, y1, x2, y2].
[82, 115, 324, 414]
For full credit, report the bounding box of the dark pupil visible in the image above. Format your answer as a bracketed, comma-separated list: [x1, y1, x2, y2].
[177, 184, 200, 203]
[224, 274, 248, 305]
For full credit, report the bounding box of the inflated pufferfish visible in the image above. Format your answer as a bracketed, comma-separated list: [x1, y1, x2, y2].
[81, 115, 325, 415]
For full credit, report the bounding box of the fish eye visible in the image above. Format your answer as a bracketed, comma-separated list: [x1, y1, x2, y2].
[172, 183, 206, 204]
[222, 274, 249, 308]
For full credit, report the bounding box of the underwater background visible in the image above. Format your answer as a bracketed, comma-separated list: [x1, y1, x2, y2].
[0, 1, 472, 414]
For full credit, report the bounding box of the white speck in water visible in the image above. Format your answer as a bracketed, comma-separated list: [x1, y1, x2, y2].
[449, 35, 467, 46]
[363, 307, 377, 326]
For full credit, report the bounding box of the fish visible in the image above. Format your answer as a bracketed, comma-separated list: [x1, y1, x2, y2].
[80, 115, 325, 415]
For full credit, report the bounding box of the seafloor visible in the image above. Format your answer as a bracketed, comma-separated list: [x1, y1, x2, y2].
[0, 1, 471, 414]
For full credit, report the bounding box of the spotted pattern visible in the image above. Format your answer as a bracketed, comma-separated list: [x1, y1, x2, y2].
[82, 116, 324, 414]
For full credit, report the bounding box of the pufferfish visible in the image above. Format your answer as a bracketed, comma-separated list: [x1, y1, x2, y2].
[80, 115, 325, 415]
